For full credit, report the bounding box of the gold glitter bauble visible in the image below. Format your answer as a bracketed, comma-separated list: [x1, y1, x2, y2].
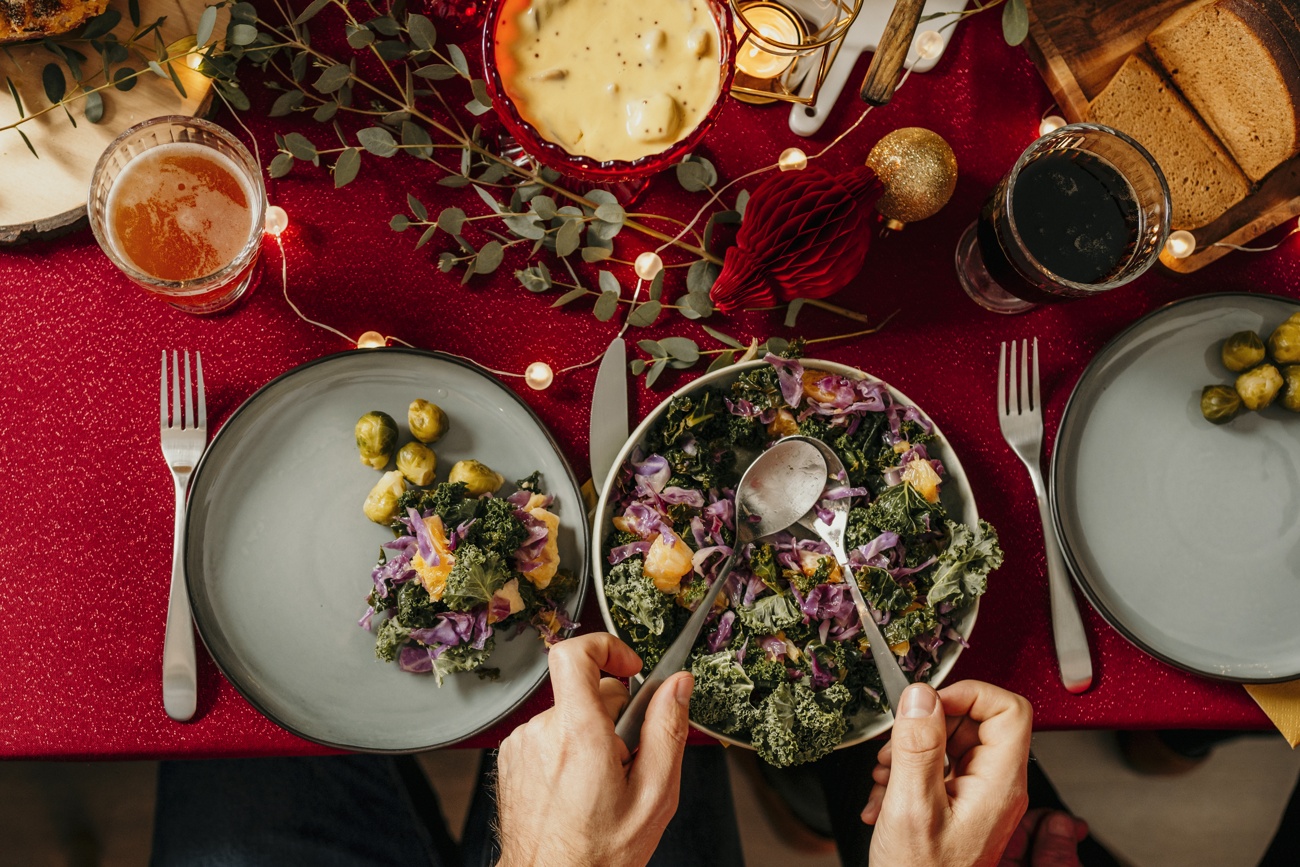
[865, 127, 958, 227]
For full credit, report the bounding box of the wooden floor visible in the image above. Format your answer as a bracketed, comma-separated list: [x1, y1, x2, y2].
[1, 732, 1296, 866]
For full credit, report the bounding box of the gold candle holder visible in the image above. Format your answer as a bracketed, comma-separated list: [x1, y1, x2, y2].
[729, 0, 864, 105]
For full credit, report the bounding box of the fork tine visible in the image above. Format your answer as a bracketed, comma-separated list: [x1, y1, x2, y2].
[1020, 338, 1030, 415]
[183, 351, 194, 431]
[160, 351, 168, 430]
[1010, 339, 1019, 414]
[998, 343, 1008, 415]
[170, 350, 180, 429]
[1031, 337, 1040, 413]
[196, 351, 206, 430]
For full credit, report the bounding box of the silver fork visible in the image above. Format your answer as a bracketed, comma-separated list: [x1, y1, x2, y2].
[998, 339, 1092, 694]
[160, 351, 206, 721]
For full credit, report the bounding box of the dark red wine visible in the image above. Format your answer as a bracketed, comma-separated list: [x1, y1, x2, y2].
[978, 148, 1140, 302]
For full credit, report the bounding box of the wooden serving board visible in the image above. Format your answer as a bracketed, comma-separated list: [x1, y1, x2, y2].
[1023, 0, 1300, 274]
[0, 0, 227, 245]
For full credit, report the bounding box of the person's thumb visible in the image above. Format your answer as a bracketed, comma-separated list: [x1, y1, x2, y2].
[628, 671, 692, 821]
[881, 683, 949, 819]
[1029, 812, 1083, 867]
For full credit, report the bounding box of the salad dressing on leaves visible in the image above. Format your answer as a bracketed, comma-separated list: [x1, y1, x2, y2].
[499, 0, 722, 162]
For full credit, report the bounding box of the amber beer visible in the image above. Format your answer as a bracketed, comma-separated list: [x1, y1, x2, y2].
[89, 117, 267, 314]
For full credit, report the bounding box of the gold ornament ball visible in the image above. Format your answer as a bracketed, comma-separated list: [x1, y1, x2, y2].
[865, 127, 958, 228]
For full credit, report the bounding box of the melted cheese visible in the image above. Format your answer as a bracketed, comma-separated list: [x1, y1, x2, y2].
[500, 0, 722, 162]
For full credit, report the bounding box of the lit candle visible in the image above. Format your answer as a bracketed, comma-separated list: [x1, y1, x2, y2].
[734, 3, 801, 80]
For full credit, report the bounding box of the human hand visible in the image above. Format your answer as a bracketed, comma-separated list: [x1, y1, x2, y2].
[862, 680, 1033, 867]
[495, 633, 693, 867]
[998, 808, 1089, 867]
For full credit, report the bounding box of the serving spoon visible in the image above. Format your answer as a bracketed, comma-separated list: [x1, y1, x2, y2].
[614, 438, 828, 753]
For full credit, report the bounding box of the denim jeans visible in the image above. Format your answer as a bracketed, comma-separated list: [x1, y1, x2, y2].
[150, 746, 744, 867]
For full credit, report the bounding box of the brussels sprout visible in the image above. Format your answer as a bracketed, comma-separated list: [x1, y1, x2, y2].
[1220, 331, 1265, 372]
[449, 459, 505, 496]
[397, 441, 437, 486]
[363, 470, 406, 524]
[1281, 365, 1300, 412]
[1200, 385, 1241, 425]
[408, 399, 449, 443]
[1235, 364, 1284, 411]
[1268, 320, 1300, 364]
[355, 411, 398, 469]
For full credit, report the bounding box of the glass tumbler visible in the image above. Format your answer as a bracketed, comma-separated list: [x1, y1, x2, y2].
[955, 123, 1171, 314]
[88, 116, 267, 315]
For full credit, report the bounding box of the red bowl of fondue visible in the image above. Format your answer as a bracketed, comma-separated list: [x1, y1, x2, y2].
[484, 0, 734, 182]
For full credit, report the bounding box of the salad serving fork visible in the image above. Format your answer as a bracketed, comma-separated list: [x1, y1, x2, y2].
[997, 339, 1092, 694]
[160, 350, 206, 722]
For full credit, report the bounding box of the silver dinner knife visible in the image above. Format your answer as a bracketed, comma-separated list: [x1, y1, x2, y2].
[589, 337, 628, 493]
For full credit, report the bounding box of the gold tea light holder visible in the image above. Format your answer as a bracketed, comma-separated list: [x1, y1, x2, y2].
[728, 0, 863, 105]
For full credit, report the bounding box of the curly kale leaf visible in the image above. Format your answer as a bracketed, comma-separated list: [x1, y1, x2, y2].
[374, 617, 411, 662]
[749, 543, 781, 593]
[392, 481, 477, 531]
[605, 556, 672, 638]
[786, 556, 836, 594]
[751, 681, 851, 768]
[515, 471, 543, 492]
[728, 413, 766, 450]
[731, 366, 784, 412]
[742, 654, 791, 692]
[858, 482, 946, 542]
[737, 593, 803, 633]
[646, 390, 730, 454]
[396, 580, 445, 629]
[859, 567, 914, 613]
[430, 636, 496, 686]
[926, 520, 1003, 609]
[442, 545, 511, 612]
[467, 496, 527, 557]
[842, 645, 886, 715]
[664, 441, 737, 491]
[689, 651, 760, 734]
[883, 608, 939, 648]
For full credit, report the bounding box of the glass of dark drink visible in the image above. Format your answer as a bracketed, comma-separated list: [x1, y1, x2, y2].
[955, 123, 1170, 314]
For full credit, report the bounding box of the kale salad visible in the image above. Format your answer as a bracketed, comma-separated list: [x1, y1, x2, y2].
[361, 475, 577, 684]
[601, 355, 1002, 767]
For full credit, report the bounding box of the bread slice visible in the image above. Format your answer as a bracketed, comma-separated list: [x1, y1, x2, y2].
[1147, 0, 1300, 182]
[1087, 51, 1250, 229]
[0, 0, 109, 44]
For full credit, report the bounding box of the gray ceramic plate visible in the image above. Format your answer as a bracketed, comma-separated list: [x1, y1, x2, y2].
[1052, 293, 1300, 682]
[593, 359, 981, 748]
[185, 349, 588, 751]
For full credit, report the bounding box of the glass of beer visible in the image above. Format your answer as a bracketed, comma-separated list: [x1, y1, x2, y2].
[88, 116, 267, 315]
[954, 123, 1171, 314]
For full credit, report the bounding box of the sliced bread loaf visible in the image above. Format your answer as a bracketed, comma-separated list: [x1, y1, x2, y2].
[1086, 51, 1250, 229]
[1147, 0, 1300, 181]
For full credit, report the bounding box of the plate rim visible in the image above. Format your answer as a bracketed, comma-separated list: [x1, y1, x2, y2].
[184, 346, 590, 752]
[1049, 291, 1300, 684]
[591, 357, 982, 749]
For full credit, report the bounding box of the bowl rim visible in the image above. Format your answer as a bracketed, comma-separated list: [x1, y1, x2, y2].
[481, 0, 736, 182]
[592, 358, 982, 751]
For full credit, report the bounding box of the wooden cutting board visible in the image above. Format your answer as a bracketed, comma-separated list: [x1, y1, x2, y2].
[1023, 0, 1300, 274]
[0, 0, 227, 245]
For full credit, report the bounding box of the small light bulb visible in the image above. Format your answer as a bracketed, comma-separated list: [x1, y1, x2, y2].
[778, 147, 808, 172]
[525, 361, 554, 390]
[1165, 230, 1196, 259]
[264, 205, 289, 236]
[915, 30, 943, 61]
[357, 330, 387, 349]
[1038, 115, 1067, 136]
[634, 251, 664, 281]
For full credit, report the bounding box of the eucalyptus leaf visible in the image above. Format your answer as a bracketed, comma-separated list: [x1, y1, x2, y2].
[315, 64, 351, 93]
[645, 359, 668, 388]
[81, 9, 122, 40]
[269, 89, 304, 117]
[598, 270, 620, 296]
[231, 2, 256, 23]
[649, 271, 664, 301]
[437, 207, 467, 234]
[502, 213, 545, 240]
[472, 184, 503, 213]
[530, 195, 557, 220]
[17, 129, 37, 158]
[683, 292, 714, 319]
[408, 14, 438, 50]
[196, 5, 217, 47]
[438, 175, 470, 188]
[686, 259, 720, 294]
[291, 51, 308, 82]
[736, 189, 750, 217]
[374, 40, 410, 61]
[390, 214, 410, 232]
[638, 340, 664, 357]
[382, 110, 410, 126]
[765, 337, 790, 355]
[112, 66, 137, 91]
[358, 126, 398, 157]
[369, 16, 400, 36]
[83, 89, 103, 122]
[416, 225, 437, 249]
[593, 291, 619, 322]
[555, 219, 581, 257]
[627, 300, 662, 328]
[658, 337, 699, 363]
[551, 287, 587, 307]
[448, 44, 469, 77]
[476, 241, 505, 274]
[584, 189, 618, 207]
[346, 24, 375, 48]
[516, 268, 549, 293]
[229, 23, 258, 46]
[630, 359, 647, 375]
[438, 252, 456, 273]
[702, 325, 744, 349]
[293, 0, 331, 25]
[1002, 0, 1029, 45]
[5, 77, 24, 117]
[706, 351, 737, 373]
[784, 297, 806, 328]
[590, 219, 622, 241]
[415, 63, 458, 80]
[128, 0, 140, 26]
[284, 132, 317, 160]
[269, 152, 295, 179]
[41, 63, 65, 103]
[401, 121, 432, 159]
[313, 101, 339, 122]
[407, 193, 428, 221]
[594, 202, 624, 223]
[334, 147, 361, 187]
[465, 97, 492, 116]
[470, 78, 491, 107]
[581, 246, 612, 263]
[676, 161, 708, 192]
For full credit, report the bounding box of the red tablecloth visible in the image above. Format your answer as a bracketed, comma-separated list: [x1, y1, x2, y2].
[1, 6, 1296, 760]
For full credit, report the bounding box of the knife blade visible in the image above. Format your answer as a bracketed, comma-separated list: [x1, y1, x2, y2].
[589, 337, 628, 493]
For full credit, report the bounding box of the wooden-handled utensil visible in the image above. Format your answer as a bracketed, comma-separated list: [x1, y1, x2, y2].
[860, 0, 926, 106]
